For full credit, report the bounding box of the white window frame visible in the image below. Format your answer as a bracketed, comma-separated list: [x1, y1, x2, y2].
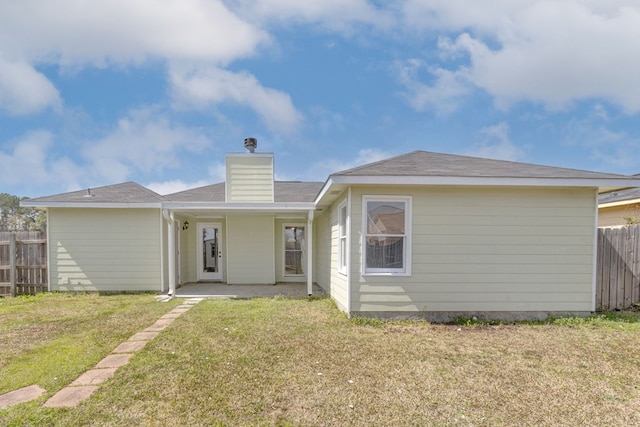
[362, 195, 412, 276]
[338, 200, 348, 275]
[282, 223, 306, 277]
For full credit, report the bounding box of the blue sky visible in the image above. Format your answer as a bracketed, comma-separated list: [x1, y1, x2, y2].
[1, 1, 640, 197]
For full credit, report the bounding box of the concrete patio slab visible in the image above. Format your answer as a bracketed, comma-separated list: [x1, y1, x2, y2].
[113, 340, 148, 353]
[71, 368, 117, 386]
[173, 282, 326, 298]
[95, 353, 133, 368]
[43, 386, 98, 408]
[129, 331, 159, 341]
[0, 385, 46, 409]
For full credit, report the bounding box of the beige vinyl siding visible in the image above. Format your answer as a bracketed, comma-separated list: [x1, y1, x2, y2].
[48, 208, 162, 292]
[598, 203, 640, 227]
[226, 154, 274, 202]
[226, 215, 275, 284]
[314, 211, 331, 291]
[315, 198, 349, 311]
[179, 218, 197, 283]
[350, 186, 596, 313]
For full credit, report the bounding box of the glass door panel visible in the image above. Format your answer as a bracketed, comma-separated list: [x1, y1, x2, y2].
[197, 222, 223, 281]
[284, 225, 305, 276]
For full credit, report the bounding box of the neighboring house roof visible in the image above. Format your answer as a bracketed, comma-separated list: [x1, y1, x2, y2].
[599, 186, 640, 207]
[166, 181, 323, 203]
[26, 182, 169, 204]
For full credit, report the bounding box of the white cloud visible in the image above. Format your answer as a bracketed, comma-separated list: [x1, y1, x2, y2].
[1, 109, 221, 195]
[563, 108, 640, 171]
[0, 59, 61, 115]
[170, 66, 303, 134]
[82, 108, 212, 183]
[399, 1, 640, 114]
[0, 0, 270, 118]
[392, 59, 471, 115]
[0, 131, 80, 195]
[464, 122, 528, 162]
[0, 0, 267, 67]
[229, 0, 393, 32]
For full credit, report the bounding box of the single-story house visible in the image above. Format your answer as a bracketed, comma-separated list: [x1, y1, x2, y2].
[598, 183, 640, 227]
[23, 146, 640, 320]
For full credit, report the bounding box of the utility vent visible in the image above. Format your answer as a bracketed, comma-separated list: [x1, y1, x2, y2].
[244, 137, 257, 153]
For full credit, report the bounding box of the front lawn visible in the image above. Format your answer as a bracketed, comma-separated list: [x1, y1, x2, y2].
[0, 293, 180, 398]
[1, 294, 640, 426]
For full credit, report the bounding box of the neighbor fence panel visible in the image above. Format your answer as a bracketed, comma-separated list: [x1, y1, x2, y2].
[596, 225, 640, 311]
[0, 231, 47, 296]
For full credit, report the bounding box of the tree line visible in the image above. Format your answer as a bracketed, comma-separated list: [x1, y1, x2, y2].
[0, 193, 46, 231]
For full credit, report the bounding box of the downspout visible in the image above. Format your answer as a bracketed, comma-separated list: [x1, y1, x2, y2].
[307, 210, 314, 296]
[162, 209, 176, 296]
[346, 187, 352, 314]
[591, 188, 599, 312]
[46, 208, 51, 292]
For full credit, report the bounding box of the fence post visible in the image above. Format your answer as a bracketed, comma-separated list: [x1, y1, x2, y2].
[9, 233, 16, 297]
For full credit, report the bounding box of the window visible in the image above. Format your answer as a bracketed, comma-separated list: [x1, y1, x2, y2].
[338, 201, 348, 274]
[363, 196, 411, 275]
[284, 225, 305, 276]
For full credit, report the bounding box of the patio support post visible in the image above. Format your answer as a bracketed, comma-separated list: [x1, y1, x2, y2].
[307, 210, 314, 296]
[163, 210, 176, 296]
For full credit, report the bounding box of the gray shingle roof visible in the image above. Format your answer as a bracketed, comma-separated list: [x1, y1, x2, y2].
[274, 182, 324, 202]
[26, 182, 168, 203]
[165, 182, 226, 202]
[599, 187, 640, 204]
[332, 150, 632, 180]
[165, 181, 323, 203]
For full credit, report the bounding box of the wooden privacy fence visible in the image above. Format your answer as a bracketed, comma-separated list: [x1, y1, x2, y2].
[596, 225, 640, 311]
[0, 231, 47, 296]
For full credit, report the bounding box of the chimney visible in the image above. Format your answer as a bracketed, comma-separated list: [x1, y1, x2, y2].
[225, 137, 274, 202]
[244, 137, 257, 153]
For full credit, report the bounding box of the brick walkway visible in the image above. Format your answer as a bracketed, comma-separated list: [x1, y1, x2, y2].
[0, 298, 202, 409]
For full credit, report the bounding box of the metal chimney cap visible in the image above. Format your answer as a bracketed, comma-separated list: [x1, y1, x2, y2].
[244, 137, 257, 153]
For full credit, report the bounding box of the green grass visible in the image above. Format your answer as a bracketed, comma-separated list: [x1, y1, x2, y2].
[0, 293, 180, 397]
[2, 295, 640, 426]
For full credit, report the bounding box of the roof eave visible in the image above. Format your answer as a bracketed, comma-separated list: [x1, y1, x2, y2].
[20, 201, 164, 208]
[163, 202, 316, 211]
[314, 175, 640, 206]
[327, 175, 640, 190]
[599, 198, 640, 209]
